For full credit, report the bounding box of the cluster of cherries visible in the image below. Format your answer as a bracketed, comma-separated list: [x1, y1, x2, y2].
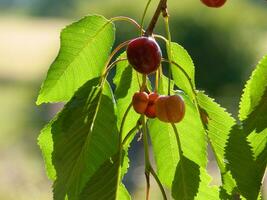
[126, 36, 185, 123]
[125, 0, 227, 122]
[132, 91, 185, 123]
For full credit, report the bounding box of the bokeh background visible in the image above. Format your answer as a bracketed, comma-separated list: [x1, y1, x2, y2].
[0, 0, 267, 199]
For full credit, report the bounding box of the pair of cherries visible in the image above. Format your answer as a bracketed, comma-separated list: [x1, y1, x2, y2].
[132, 91, 185, 123]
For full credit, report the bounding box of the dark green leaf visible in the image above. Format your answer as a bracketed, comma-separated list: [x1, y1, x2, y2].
[113, 52, 140, 140]
[225, 125, 261, 200]
[80, 151, 130, 200]
[52, 78, 119, 200]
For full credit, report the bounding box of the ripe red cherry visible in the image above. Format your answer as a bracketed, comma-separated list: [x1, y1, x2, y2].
[155, 95, 185, 123]
[145, 92, 159, 118]
[127, 37, 162, 74]
[200, 0, 226, 7]
[132, 92, 149, 114]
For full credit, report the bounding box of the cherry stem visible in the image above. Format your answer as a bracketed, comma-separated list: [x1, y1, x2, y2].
[141, 115, 168, 200]
[103, 58, 127, 78]
[171, 123, 184, 160]
[150, 165, 168, 200]
[140, 0, 153, 35]
[110, 16, 144, 33]
[141, 115, 151, 200]
[154, 34, 168, 43]
[163, 15, 172, 96]
[122, 119, 141, 147]
[101, 40, 131, 77]
[161, 58, 196, 96]
[141, 74, 147, 91]
[118, 102, 133, 149]
[145, 0, 167, 36]
[115, 102, 132, 194]
[155, 68, 159, 93]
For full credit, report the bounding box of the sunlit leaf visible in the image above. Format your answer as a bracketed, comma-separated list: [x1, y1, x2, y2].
[38, 119, 57, 180]
[37, 15, 115, 104]
[196, 91, 237, 194]
[225, 55, 267, 199]
[239, 55, 267, 120]
[170, 42, 196, 100]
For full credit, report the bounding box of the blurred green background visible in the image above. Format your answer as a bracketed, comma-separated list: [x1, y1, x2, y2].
[0, 0, 267, 199]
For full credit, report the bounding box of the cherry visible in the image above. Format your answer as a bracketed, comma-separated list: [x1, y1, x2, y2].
[132, 92, 149, 114]
[127, 37, 162, 74]
[145, 92, 159, 118]
[155, 95, 185, 123]
[200, 0, 226, 7]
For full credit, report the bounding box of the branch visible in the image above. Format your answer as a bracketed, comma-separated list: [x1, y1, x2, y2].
[145, 0, 168, 36]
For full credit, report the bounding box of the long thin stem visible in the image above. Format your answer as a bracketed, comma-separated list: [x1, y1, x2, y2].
[103, 58, 127, 78]
[110, 16, 144, 33]
[115, 103, 132, 198]
[122, 120, 141, 146]
[118, 103, 133, 148]
[171, 123, 183, 158]
[140, 0, 153, 35]
[163, 14, 172, 96]
[155, 68, 159, 93]
[141, 74, 147, 91]
[141, 115, 150, 200]
[101, 40, 131, 77]
[145, 0, 167, 36]
[141, 115, 167, 200]
[154, 34, 168, 43]
[150, 166, 167, 200]
[161, 58, 196, 96]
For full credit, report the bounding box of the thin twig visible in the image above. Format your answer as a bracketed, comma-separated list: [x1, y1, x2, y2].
[145, 0, 167, 36]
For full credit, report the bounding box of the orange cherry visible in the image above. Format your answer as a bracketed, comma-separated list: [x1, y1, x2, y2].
[145, 92, 159, 118]
[132, 92, 149, 114]
[156, 95, 185, 123]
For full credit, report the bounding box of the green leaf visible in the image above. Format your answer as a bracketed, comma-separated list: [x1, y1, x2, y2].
[224, 55, 267, 200]
[37, 15, 115, 104]
[239, 55, 267, 120]
[113, 52, 140, 140]
[196, 91, 237, 194]
[52, 78, 119, 200]
[170, 42, 196, 100]
[172, 155, 200, 200]
[225, 125, 261, 200]
[149, 90, 218, 199]
[194, 168, 219, 199]
[38, 119, 57, 180]
[79, 151, 131, 200]
[244, 89, 267, 161]
[172, 158, 219, 200]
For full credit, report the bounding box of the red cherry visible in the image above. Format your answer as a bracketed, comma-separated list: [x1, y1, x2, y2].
[200, 0, 226, 7]
[145, 92, 159, 118]
[132, 92, 149, 114]
[127, 37, 162, 74]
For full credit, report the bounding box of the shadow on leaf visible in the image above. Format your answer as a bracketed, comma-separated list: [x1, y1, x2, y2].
[172, 155, 200, 200]
[115, 65, 133, 99]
